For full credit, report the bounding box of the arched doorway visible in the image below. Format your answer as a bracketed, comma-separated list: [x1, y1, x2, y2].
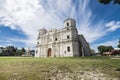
[47, 48, 52, 57]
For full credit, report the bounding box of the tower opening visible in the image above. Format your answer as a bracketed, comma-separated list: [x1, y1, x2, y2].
[67, 22, 69, 26]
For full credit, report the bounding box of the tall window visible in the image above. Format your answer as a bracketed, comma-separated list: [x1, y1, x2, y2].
[67, 47, 70, 52]
[67, 35, 70, 39]
[55, 38, 57, 41]
[67, 22, 69, 26]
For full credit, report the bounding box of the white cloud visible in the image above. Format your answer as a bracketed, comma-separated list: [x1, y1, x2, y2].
[106, 21, 120, 31]
[76, 0, 106, 43]
[0, 0, 44, 35]
[0, 17, 19, 30]
[91, 39, 119, 52]
[106, 21, 116, 27]
[99, 40, 118, 47]
[0, 0, 72, 46]
[6, 43, 15, 46]
[0, 0, 117, 49]
[0, 45, 5, 47]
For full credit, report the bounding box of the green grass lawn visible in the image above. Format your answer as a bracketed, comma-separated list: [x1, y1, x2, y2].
[0, 56, 120, 80]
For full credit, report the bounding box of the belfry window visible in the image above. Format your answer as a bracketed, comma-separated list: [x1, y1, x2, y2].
[67, 35, 70, 39]
[67, 47, 70, 52]
[67, 22, 69, 26]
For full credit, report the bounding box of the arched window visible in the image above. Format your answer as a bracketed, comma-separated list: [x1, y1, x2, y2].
[67, 22, 69, 26]
[67, 47, 70, 52]
[67, 35, 70, 39]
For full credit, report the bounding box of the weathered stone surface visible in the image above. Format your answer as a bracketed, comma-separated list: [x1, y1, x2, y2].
[35, 18, 91, 58]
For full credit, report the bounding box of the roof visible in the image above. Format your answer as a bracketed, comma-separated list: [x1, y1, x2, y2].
[39, 28, 47, 31]
[64, 18, 76, 23]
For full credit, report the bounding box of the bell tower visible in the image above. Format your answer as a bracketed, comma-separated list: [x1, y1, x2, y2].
[63, 18, 79, 57]
[64, 18, 76, 28]
[64, 18, 78, 39]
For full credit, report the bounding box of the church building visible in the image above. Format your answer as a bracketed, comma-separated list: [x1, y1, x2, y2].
[35, 18, 91, 57]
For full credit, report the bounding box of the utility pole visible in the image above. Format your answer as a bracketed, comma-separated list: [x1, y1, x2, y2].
[27, 46, 30, 56]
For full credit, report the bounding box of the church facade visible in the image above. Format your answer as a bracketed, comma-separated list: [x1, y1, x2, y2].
[35, 18, 91, 57]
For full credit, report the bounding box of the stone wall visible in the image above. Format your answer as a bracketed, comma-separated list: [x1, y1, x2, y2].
[35, 18, 91, 57]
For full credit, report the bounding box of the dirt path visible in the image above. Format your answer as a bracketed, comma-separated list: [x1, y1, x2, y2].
[46, 69, 119, 80]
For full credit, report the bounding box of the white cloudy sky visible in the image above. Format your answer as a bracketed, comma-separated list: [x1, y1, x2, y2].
[0, 0, 120, 51]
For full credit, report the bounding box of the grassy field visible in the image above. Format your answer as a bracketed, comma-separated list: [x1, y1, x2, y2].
[0, 56, 120, 80]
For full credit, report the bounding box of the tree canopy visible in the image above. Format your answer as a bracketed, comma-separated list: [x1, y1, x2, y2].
[0, 46, 26, 56]
[118, 39, 120, 48]
[98, 0, 120, 4]
[98, 45, 113, 55]
[118, 44, 120, 48]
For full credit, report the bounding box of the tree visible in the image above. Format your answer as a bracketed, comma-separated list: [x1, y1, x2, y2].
[107, 46, 114, 51]
[0, 46, 27, 56]
[14, 47, 17, 55]
[98, 45, 106, 54]
[21, 47, 26, 55]
[98, 0, 120, 4]
[6, 46, 15, 56]
[16, 49, 22, 56]
[117, 39, 120, 55]
[118, 44, 120, 48]
[118, 39, 120, 48]
[7, 46, 18, 56]
[98, 45, 114, 55]
[0, 47, 3, 55]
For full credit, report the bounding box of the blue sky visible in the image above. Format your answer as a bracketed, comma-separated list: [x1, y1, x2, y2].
[0, 0, 120, 51]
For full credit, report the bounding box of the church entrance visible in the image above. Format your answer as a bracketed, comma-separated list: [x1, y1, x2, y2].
[47, 48, 52, 57]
